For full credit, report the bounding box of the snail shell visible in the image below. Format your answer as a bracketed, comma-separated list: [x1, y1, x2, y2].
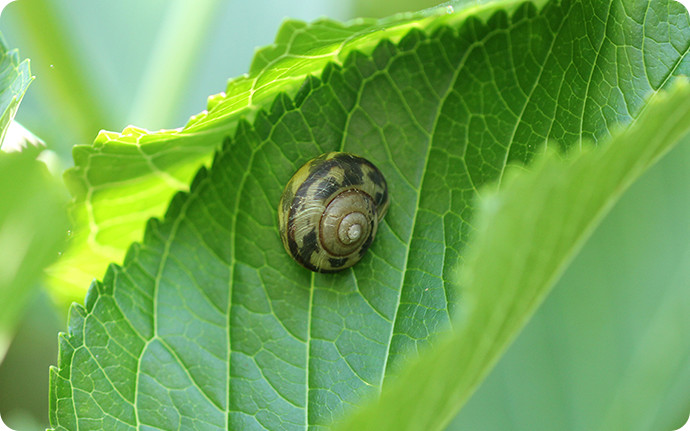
[278, 152, 389, 272]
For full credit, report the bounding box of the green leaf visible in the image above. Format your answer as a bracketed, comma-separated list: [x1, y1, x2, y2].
[0, 32, 33, 148]
[448, 134, 690, 431]
[50, 1, 690, 430]
[335, 79, 690, 431]
[0, 150, 69, 361]
[49, 0, 549, 302]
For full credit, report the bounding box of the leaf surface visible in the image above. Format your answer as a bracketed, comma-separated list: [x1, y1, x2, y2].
[50, 1, 690, 430]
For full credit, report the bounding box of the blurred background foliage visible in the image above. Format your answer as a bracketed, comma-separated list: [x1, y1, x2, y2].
[0, 0, 688, 430]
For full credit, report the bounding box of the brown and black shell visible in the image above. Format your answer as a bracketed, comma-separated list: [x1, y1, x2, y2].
[278, 152, 389, 272]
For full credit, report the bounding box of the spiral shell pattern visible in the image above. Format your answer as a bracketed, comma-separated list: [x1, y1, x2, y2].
[278, 152, 389, 272]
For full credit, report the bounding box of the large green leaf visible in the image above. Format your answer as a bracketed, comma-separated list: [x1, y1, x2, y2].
[50, 0, 690, 430]
[0, 32, 32, 148]
[49, 0, 548, 302]
[448, 133, 690, 431]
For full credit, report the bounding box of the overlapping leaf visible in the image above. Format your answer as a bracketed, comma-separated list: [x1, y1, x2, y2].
[50, 1, 690, 430]
[448, 132, 690, 430]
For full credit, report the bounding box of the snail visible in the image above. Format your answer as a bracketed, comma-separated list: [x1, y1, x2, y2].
[278, 152, 389, 272]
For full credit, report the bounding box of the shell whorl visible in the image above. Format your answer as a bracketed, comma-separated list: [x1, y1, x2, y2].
[278, 152, 389, 272]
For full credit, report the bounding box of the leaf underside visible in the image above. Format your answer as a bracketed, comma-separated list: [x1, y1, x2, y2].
[50, 1, 690, 430]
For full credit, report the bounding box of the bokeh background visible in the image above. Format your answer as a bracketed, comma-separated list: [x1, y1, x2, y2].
[1, 1, 689, 430]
